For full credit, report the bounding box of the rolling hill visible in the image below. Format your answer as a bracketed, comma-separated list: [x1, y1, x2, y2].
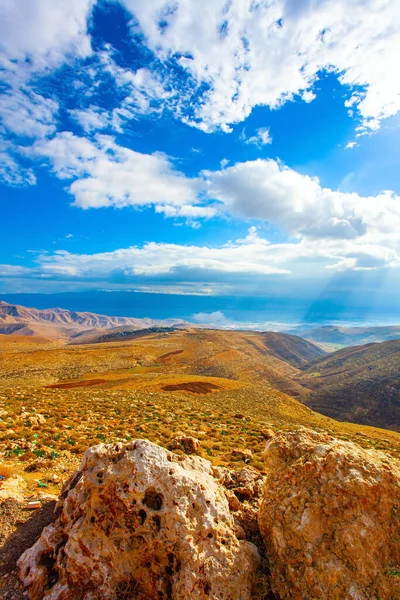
[2, 325, 400, 488]
[298, 339, 400, 431]
[3, 299, 400, 435]
[258, 331, 326, 367]
[68, 325, 181, 345]
[303, 324, 400, 348]
[64, 327, 324, 397]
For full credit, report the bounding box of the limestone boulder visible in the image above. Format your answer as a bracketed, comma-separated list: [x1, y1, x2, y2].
[258, 430, 400, 600]
[18, 439, 260, 600]
[167, 435, 200, 454]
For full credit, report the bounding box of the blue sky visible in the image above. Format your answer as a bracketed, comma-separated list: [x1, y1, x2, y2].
[1, 0, 400, 323]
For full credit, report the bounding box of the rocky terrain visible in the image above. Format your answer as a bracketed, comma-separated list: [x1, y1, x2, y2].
[1, 306, 400, 598]
[259, 430, 400, 599]
[4, 430, 399, 600]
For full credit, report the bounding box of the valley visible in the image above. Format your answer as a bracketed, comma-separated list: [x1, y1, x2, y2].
[2, 327, 400, 501]
[298, 338, 400, 431]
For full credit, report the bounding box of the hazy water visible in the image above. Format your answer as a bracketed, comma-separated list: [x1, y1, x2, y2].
[2, 291, 399, 330]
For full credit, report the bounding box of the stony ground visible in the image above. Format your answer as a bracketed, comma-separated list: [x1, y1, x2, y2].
[2, 331, 400, 598]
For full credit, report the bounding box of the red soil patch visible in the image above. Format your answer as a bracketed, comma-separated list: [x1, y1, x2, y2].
[161, 381, 220, 394]
[159, 350, 184, 362]
[46, 379, 107, 389]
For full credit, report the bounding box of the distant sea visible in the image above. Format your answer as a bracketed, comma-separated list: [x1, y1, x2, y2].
[1, 291, 399, 331]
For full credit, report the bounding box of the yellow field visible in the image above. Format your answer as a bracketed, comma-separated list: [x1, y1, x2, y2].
[1, 330, 400, 497]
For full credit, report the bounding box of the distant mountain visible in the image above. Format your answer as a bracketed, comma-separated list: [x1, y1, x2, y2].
[298, 339, 400, 431]
[303, 324, 400, 348]
[0, 301, 186, 339]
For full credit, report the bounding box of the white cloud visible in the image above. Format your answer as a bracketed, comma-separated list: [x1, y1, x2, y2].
[155, 204, 217, 219]
[0, 0, 399, 191]
[106, 65, 175, 130]
[206, 158, 400, 243]
[23, 232, 289, 282]
[244, 127, 273, 147]
[120, 0, 400, 132]
[191, 311, 230, 325]
[32, 132, 203, 210]
[24, 133, 400, 271]
[0, 88, 58, 139]
[301, 90, 316, 103]
[2, 229, 398, 297]
[0, 141, 36, 187]
[69, 107, 111, 134]
[0, 0, 94, 69]
[345, 141, 358, 150]
[0, 0, 95, 186]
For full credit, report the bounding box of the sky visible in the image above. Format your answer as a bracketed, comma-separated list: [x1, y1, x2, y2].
[1, 0, 400, 324]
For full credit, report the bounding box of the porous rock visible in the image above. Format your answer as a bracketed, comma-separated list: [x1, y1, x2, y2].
[258, 429, 400, 600]
[18, 439, 260, 600]
[167, 435, 200, 454]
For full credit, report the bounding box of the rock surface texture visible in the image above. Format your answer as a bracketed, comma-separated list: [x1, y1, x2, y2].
[259, 430, 400, 600]
[18, 439, 260, 600]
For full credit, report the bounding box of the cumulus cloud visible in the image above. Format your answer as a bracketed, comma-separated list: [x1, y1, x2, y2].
[0, 142, 36, 187]
[0, 0, 399, 190]
[32, 132, 203, 210]
[0, 0, 95, 185]
[0, 0, 399, 288]
[0, 88, 58, 139]
[0, 231, 289, 287]
[0, 0, 399, 159]
[22, 131, 400, 269]
[206, 159, 400, 242]
[69, 107, 111, 134]
[106, 65, 175, 131]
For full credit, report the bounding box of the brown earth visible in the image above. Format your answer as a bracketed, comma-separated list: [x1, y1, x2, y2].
[46, 379, 108, 389]
[161, 381, 221, 393]
[2, 329, 400, 598]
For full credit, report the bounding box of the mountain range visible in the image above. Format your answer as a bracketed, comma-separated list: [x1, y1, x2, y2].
[303, 324, 400, 348]
[0, 301, 185, 339]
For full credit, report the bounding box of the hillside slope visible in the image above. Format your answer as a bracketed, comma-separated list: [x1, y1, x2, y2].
[68, 325, 181, 345]
[299, 339, 400, 430]
[66, 328, 323, 397]
[1, 328, 400, 486]
[259, 331, 326, 367]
